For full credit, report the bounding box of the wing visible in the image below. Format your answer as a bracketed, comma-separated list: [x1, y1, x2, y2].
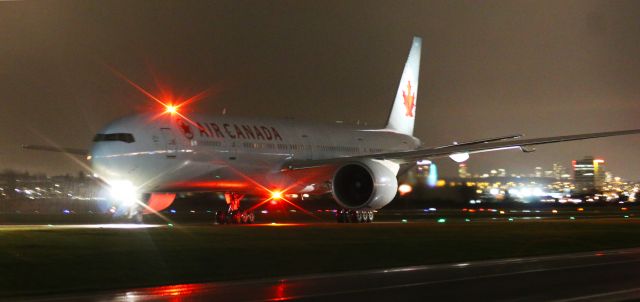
[22, 144, 88, 156]
[284, 129, 640, 170]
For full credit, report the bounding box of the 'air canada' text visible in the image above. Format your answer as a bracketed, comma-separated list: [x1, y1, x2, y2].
[196, 122, 283, 141]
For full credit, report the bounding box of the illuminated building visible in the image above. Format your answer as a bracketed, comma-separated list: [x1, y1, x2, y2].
[573, 156, 605, 193]
[605, 171, 613, 183]
[427, 163, 438, 187]
[437, 159, 635, 203]
[535, 167, 543, 178]
[458, 164, 469, 178]
[593, 158, 606, 191]
[0, 171, 102, 200]
[403, 167, 418, 186]
[552, 163, 566, 180]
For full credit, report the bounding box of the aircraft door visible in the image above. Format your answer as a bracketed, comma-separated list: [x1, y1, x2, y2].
[301, 133, 313, 160]
[160, 127, 178, 158]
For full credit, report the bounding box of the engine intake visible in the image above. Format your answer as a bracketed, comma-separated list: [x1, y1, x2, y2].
[332, 159, 398, 209]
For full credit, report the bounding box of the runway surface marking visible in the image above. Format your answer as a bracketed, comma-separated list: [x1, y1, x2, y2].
[22, 246, 640, 302]
[258, 259, 640, 301]
[0, 224, 165, 231]
[551, 287, 640, 302]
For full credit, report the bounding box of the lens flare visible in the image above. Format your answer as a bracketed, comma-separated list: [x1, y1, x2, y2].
[271, 191, 283, 200]
[105, 65, 216, 129]
[165, 104, 177, 114]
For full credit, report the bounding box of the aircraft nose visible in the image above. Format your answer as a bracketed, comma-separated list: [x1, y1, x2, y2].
[90, 143, 124, 179]
[89, 136, 140, 181]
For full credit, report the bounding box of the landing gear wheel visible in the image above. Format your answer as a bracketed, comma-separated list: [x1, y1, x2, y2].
[348, 210, 358, 223]
[336, 209, 346, 223]
[126, 206, 144, 224]
[215, 211, 227, 224]
[134, 212, 144, 224]
[336, 209, 375, 223]
[367, 211, 374, 223]
[231, 211, 243, 224]
[216, 210, 255, 224]
[216, 192, 257, 225]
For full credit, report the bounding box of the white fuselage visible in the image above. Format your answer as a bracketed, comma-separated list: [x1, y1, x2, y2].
[90, 113, 420, 195]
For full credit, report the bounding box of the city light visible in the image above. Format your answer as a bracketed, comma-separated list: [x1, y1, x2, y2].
[402, 156, 637, 204]
[398, 184, 413, 196]
[416, 160, 432, 166]
[449, 152, 470, 163]
[2, 156, 638, 217]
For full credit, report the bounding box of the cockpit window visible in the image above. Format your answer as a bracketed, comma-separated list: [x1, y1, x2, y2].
[93, 133, 135, 143]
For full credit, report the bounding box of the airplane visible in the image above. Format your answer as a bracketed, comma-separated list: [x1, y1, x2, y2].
[25, 36, 640, 223]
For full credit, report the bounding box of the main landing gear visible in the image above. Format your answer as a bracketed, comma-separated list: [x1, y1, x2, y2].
[336, 209, 375, 223]
[215, 192, 255, 224]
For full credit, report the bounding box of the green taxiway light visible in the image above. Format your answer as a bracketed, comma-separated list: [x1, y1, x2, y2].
[569, 216, 576, 220]
[508, 218, 514, 222]
[437, 218, 446, 223]
[167, 223, 174, 227]
[401, 219, 408, 223]
[464, 218, 471, 222]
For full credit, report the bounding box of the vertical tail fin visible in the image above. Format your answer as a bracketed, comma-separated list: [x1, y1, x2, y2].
[385, 36, 422, 136]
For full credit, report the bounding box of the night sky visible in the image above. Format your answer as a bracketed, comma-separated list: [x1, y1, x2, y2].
[1, 1, 639, 179]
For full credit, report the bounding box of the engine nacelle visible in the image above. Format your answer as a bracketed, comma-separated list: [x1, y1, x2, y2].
[142, 193, 176, 214]
[331, 159, 399, 210]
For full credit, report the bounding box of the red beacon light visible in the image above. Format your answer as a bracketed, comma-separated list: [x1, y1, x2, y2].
[271, 191, 283, 200]
[165, 104, 178, 114]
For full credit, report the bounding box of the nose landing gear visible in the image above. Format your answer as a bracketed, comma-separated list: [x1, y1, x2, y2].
[215, 192, 255, 224]
[336, 209, 374, 223]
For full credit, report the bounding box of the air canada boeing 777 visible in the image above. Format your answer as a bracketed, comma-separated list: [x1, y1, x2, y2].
[26, 37, 640, 223]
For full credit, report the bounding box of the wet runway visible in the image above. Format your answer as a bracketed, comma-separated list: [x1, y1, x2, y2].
[22, 247, 640, 302]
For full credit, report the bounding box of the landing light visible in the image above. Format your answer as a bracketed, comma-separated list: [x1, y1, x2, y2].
[109, 180, 138, 207]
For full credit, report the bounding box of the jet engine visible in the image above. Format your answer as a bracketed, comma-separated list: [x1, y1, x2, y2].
[331, 159, 398, 209]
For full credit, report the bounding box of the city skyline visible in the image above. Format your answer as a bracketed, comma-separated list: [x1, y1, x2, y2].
[1, 1, 639, 178]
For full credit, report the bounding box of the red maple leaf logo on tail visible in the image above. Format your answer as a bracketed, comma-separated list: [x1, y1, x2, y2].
[402, 81, 415, 117]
